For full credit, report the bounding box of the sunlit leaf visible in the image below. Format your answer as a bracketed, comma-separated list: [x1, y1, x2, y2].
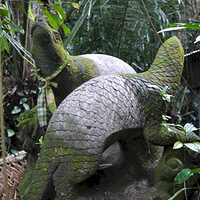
[28, 7, 35, 21]
[173, 168, 193, 186]
[185, 142, 200, 153]
[7, 129, 15, 137]
[72, 3, 80, 10]
[173, 141, 183, 149]
[61, 23, 70, 36]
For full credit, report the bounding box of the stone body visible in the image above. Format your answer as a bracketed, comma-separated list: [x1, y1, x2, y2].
[19, 20, 135, 197]
[21, 37, 200, 200]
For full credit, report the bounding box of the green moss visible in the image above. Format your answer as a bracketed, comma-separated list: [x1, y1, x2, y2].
[18, 106, 38, 127]
[68, 56, 99, 81]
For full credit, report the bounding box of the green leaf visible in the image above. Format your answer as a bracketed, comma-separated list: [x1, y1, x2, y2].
[191, 168, 200, 174]
[0, 5, 9, 17]
[52, 5, 66, 20]
[11, 106, 21, 114]
[1, 34, 9, 53]
[61, 23, 70, 36]
[173, 141, 183, 149]
[17, 5, 27, 15]
[7, 129, 15, 137]
[43, 8, 58, 31]
[8, 23, 24, 34]
[184, 142, 200, 153]
[10, 149, 19, 155]
[54, 12, 62, 25]
[20, 97, 28, 104]
[184, 123, 197, 136]
[173, 169, 193, 186]
[51, 81, 58, 88]
[23, 103, 30, 111]
[170, 23, 200, 29]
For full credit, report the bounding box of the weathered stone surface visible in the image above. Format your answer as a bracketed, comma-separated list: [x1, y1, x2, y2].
[19, 19, 136, 198]
[21, 36, 200, 200]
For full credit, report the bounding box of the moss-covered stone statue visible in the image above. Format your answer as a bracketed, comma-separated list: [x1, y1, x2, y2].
[19, 19, 136, 197]
[20, 33, 200, 200]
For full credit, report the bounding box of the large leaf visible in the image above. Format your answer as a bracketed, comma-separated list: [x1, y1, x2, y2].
[52, 5, 66, 20]
[43, 8, 58, 31]
[173, 168, 193, 186]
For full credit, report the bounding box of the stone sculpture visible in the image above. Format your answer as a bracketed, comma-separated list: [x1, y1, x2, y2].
[19, 19, 135, 197]
[21, 36, 200, 200]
